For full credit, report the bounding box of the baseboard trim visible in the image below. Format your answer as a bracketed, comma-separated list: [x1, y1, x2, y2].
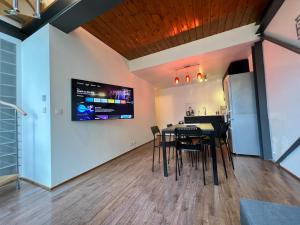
[49, 140, 152, 190]
[276, 163, 300, 183]
[20, 177, 51, 191]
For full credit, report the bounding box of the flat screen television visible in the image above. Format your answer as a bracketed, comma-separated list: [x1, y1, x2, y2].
[71, 79, 134, 121]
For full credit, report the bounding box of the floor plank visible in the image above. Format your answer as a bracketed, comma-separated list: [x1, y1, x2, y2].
[0, 142, 300, 225]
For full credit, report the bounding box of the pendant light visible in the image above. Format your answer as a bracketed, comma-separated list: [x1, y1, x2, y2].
[185, 73, 191, 83]
[173, 64, 208, 85]
[197, 72, 202, 81]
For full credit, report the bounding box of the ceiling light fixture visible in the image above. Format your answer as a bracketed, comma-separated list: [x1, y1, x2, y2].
[173, 64, 208, 85]
[197, 72, 202, 81]
[185, 74, 191, 83]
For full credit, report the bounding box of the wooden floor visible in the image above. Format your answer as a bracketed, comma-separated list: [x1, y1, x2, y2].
[1, 142, 300, 225]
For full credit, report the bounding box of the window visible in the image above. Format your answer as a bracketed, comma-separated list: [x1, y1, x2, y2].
[0, 38, 18, 176]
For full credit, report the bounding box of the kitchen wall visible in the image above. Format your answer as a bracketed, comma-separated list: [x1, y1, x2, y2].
[155, 79, 224, 129]
[263, 0, 300, 177]
[21, 25, 156, 188]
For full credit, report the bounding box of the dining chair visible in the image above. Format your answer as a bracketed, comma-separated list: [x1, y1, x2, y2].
[174, 126, 206, 185]
[209, 122, 234, 180]
[218, 122, 235, 170]
[150, 126, 175, 172]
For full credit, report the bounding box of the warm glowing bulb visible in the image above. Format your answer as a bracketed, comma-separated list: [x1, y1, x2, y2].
[175, 77, 179, 84]
[197, 72, 202, 80]
[185, 75, 190, 83]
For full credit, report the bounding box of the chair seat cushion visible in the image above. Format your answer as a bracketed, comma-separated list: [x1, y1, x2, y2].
[240, 199, 300, 225]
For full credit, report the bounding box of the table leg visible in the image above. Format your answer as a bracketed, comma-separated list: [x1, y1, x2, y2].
[210, 136, 219, 185]
[162, 132, 168, 177]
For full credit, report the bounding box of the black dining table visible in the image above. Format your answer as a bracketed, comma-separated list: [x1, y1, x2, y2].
[161, 123, 219, 185]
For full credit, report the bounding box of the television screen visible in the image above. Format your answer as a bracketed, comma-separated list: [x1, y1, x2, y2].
[71, 79, 134, 121]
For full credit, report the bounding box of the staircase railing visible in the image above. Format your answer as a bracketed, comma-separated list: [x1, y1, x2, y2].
[0, 100, 27, 189]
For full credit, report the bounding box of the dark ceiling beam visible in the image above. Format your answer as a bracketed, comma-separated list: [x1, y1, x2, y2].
[0, 20, 27, 40]
[22, 0, 79, 35]
[0, 0, 123, 40]
[256, 0, 285, 34]
[49, 0, 123, 33]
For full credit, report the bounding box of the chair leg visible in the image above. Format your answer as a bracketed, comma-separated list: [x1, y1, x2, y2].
[152, 141, 155, 172]
[158, 146, 161, 163]
[219, 139, 228, 179]
[172, 147, 175, 159]
[195, 152, 198, 170]
[168, 146, 171, 164]
[191, 151, 194, 167]
[178, 159, 181, 176]
[180, 150, 183, 168]
[178, 151, 181, 176]
[225, 138, 235, 170]
[175, 150, 178, 181]
[202, 150, 206, 185]
[204, 145, 208, 170]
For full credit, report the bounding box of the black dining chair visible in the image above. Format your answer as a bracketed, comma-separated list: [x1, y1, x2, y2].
[150, 126, 175, 172]
[166, 123, 175, 163]
[174, 126, 206, 185]
[208, 122, 234, 180]
[218, 122, 234, 170]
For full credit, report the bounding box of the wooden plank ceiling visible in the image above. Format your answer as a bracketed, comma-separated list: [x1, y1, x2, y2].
[82, 0, 271, 60]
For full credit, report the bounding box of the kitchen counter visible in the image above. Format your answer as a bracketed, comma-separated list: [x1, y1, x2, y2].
[184, 115, 225, 128]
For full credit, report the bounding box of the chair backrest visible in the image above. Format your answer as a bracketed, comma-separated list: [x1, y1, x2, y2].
[150, 126, 160, 136]
[175, 126, 202, 138]
[167, 123, 173, 127]
[215, 122, 229, 138]
[175, 126, 203, 150]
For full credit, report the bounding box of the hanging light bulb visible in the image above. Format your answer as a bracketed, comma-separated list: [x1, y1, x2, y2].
[174, 77, 180, 85]
[185, 74, 190, 83]
[204, 74, 208, 82]
[197, 72, 202, 81]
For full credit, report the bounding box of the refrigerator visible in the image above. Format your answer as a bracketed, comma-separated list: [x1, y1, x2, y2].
[224, 72, 260, 156]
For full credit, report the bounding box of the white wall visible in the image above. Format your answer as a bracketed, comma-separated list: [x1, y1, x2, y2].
[49, 26, 155, 187]
[20, 25, 155, 188]
[263, 0, 300, 177]
[155, 79, 224, 129]
[265, 0, 300, 48]
[21, 25, 52, 187]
